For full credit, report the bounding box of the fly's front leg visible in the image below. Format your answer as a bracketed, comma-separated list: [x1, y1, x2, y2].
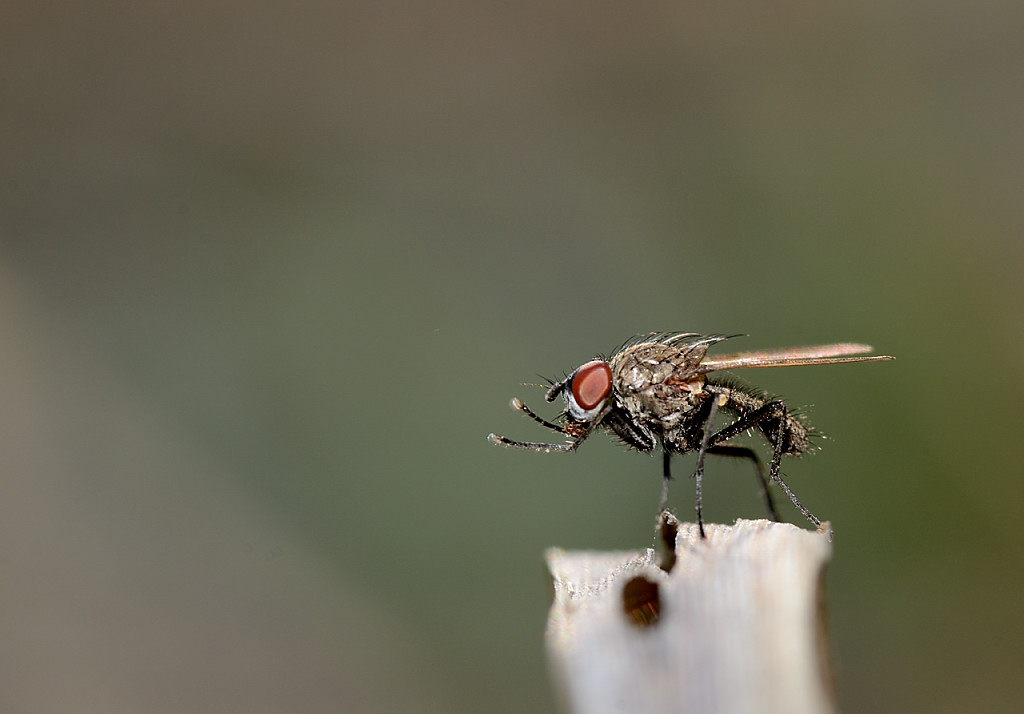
[486, 396, 596, 452]
[486, 433, 583, 452]
[509, 398, 567, 434]
[487, 398, 593, 452]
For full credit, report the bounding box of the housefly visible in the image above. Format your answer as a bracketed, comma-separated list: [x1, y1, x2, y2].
[488, 332, 893, 537]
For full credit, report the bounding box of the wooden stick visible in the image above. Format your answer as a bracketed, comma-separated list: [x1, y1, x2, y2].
[545, 514, 835, 714]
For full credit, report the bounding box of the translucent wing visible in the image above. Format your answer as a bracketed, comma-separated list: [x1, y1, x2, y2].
[698, 343, 894, 374]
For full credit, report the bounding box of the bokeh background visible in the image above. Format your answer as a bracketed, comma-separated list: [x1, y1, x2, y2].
[3, 2, 1022, 712]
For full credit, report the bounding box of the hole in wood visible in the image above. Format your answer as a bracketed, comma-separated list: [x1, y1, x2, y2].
[622, 576, 661, 627]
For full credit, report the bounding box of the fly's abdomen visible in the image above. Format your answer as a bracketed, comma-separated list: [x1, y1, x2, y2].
[707, 381, 811, 456]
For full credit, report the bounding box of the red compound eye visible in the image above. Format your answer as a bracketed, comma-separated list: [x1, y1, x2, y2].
[571, 360, 612, 411]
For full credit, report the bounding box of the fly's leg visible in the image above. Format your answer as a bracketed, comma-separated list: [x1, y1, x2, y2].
[706, 398, 821, 529]
[487, 397, 591, 452]
[509, 398, 567, 434]
[766, 420, 821, 528]
[487, 433, 582, 452]
[659, 450, 672, 519]
[706, 444, 781, 522]
[691, 396, 721, 539]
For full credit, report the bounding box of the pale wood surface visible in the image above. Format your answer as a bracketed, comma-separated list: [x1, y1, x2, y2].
[545, 515, 835, 714]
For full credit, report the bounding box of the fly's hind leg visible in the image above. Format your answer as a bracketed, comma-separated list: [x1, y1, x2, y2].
[765, 418, 821, 528]
[706, 396, 822, 529]
[705, 444, 781, 522]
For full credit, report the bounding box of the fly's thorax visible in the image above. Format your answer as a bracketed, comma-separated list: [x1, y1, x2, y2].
[609, 343, 707, 427]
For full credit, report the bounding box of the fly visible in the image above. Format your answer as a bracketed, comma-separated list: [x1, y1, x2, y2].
[488, 332, 893, 537]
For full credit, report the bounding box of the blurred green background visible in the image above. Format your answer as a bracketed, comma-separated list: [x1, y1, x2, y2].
[2, 2, 1022, 712]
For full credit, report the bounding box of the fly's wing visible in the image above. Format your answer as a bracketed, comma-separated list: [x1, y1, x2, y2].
[697, 343, 894, 374]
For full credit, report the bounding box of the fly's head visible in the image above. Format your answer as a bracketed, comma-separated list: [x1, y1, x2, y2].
[487, 357, 616, 452]
[545, 359, 615, 435]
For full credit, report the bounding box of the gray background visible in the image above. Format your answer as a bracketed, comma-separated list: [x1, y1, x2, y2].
[3, 2, 1022, 712]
